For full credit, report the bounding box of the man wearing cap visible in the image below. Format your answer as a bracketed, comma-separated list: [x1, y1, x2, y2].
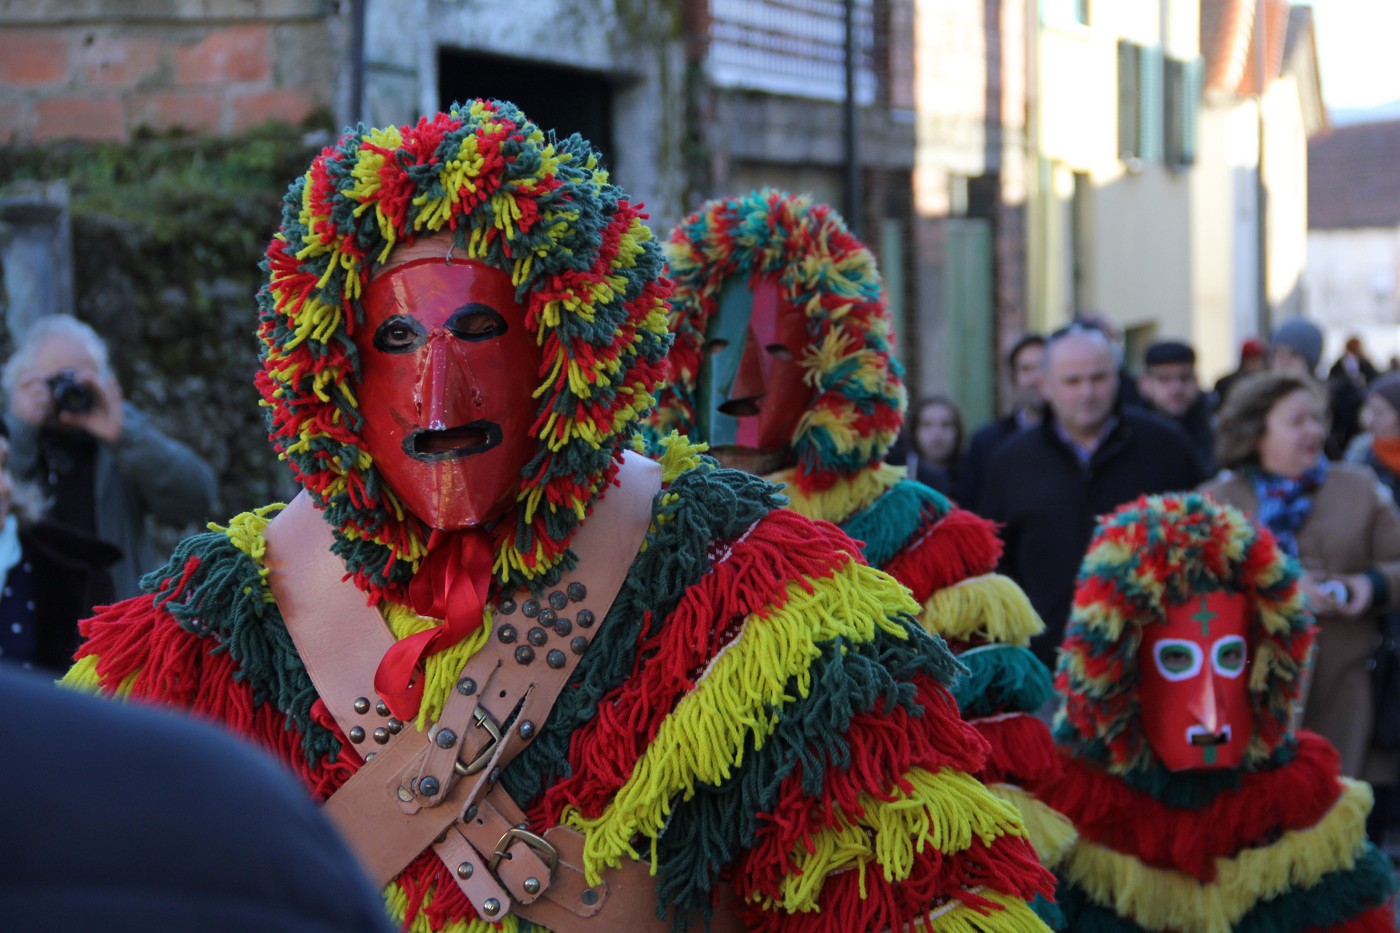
[960, 334, 1046, 508]
[1137, 339, 1215, 475]
[1211, 337, 1268, 411]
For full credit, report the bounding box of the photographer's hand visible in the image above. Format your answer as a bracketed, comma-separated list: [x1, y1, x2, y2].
[56, 372, 124, 444]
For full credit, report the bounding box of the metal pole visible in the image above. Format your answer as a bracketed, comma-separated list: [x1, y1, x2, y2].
[843, 0, 861, 235]
[349, 0, 367, 124]
[1255, 0, 1269, 337]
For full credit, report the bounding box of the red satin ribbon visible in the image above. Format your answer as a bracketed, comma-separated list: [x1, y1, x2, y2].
[373, 528, 493, 720]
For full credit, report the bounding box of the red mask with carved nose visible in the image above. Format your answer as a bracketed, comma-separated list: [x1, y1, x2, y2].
[355, 245, 541, 530]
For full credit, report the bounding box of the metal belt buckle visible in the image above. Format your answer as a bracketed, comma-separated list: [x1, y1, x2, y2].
[454, 707, 503, 776]
[489, 825, 559, 875]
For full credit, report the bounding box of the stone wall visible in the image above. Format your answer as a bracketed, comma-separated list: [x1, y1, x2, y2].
[0, 0, 342, 144]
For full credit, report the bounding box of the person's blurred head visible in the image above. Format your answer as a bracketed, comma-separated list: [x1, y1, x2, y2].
[912, 395, 963, 467]
[1238, 337, 1268, 375]
[1138, 340, 1199, 419]
[1269, 318, 1323, 376]
[1043, 323, 1120, 443]
[2, 315, 111, 403]
[1363, 372, 1400, 441]
[1007, 334, 1046, 414]
[1215, 372, 1328, 477]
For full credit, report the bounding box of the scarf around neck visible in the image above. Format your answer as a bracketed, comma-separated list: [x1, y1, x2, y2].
[1247, 457, 1328, 557]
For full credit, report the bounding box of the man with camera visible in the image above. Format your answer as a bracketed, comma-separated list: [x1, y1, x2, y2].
[3, 314, 217, 600]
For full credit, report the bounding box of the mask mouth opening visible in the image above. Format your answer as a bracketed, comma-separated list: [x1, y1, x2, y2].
[1186, 724, 1232, 747]
[402, 421, 502, 461]
[717, 397, 763, 417]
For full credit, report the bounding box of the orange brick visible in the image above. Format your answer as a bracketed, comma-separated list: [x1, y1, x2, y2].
[0, 30, 71, 87]
[80, 34, 164, 88]
[34, 96, 126, 142]
[230, 87, 316, 131]
[130, 90, 222, 134]
[174, 24, 270, 86]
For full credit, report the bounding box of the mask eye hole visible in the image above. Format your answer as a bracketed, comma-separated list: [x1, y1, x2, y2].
[447, 304, 507, 342]
[705, 338, 730, 356]
[765, 343, 795, 361]
[373, 315, 426, 353]
[1153, 639, 1203, 681]
[1214, 635, 1247, 677]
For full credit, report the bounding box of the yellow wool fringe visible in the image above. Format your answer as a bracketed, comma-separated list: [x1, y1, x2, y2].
[919, 575, 1044, 646]
[771, 768, 1028, 912]
[382, 880, 522, 933]
[212, 503, 287, 593]
[561, 560, 917, 883]
[60, 654, 140, 698]
[990, 784, 1078, 869]
[766, 462, 904, 524]
[380, 601, 494, 731]
[1060, 777, 1374, 933]
[919, 889, 1053, 933]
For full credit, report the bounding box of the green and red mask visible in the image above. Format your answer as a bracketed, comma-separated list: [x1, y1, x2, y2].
[1139, 590, 1254, 771]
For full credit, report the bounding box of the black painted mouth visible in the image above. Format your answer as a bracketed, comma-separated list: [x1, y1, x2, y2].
[1188, 724, 1231, 747]
[402, 420, 502, 462]
[717, 397, 763, 417]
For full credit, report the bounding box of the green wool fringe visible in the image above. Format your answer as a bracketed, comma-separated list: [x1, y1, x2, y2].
[144, 524, 338, 767]
[842, 478, 948, 569]
[1031, 892, 1067, 931]
[501, 460, 784, 809]
[951, 643, 1055, 719]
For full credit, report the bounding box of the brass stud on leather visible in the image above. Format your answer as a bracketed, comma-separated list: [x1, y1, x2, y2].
[539, 608, 557, 626]
[553, 617, 572, 636]
[549, 589, 568, 611]
[435, 728, 458, 749]
[348, 726, 365, 743]
[397, 786, 413, 802]
[518, 720, 536, 739]
[498, 598, 517, 615]
[418, 775, 441, 797]
[463, 804, 478, 821]
[483, 899, 501, 917]
[488, 766, 501, 785]
[457, 676, 477, 696]
[387, 718, 403, 735]
[567, 581, 587, 602]
[376, 699, 391, 717]
[522, 599, 540, 618]
[527, 626, 548, 646]
[571, 635, 588, 655]
[547, 649, 566, 669]
[580, 889, 599, 906]
[515, 645, 535, 665]
[577, 609, 595, 628]
[373, 727, 390, 744]
[497, 624, 517, 644]
[353, 696, 371, 714]
[457, 861, 474, 879]
[523, 876, 542, 895]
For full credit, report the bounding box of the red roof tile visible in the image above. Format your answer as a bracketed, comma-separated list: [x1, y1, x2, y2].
[1308, 119, 1400, 230]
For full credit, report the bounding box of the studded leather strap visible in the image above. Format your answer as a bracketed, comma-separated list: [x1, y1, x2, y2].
[264, 451, 738, 931]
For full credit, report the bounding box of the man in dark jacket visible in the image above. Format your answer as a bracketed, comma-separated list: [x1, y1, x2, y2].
[958, 333, 1045, 507]
[1137, 339, 1216, 475]
[976, 324, 1205, 668]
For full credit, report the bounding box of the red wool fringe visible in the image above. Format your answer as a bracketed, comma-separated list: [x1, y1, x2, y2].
[746, 672, 990, 897]
[735, 829, 1054, 932]
[973, 713, 1062, 791]
[534, 509, 860, 824]
[883, 509, 1005, 604]
[1040, 732, 1345, 881]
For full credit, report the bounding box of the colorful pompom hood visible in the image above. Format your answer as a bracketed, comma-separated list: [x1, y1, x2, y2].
[649, 188, 905, 494]
[1055, 492, 1314, 775]
[255, 99, 672, 603]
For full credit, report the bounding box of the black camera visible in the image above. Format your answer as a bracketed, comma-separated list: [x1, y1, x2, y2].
[46, 371, 96, 415]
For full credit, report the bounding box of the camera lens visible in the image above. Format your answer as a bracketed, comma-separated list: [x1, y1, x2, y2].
[47, 372, 95, 415]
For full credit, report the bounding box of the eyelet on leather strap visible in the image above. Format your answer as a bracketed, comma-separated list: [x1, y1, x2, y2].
[489, 826, 558, 875]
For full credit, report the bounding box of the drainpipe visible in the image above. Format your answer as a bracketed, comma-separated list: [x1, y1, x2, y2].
[1254, 0, 1269, 336]
[843, 0, 862, 236]
[349, 0, 367, 124]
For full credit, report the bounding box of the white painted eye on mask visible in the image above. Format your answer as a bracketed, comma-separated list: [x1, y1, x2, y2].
[1153, 639, 1203, 681]
[1212, 634, 1247, 678]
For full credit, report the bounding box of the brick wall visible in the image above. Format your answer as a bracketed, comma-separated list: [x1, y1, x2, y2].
[0, 6, 340, 144]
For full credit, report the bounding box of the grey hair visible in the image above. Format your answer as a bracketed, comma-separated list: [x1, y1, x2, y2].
[1043, 321, 1124, 369]
[1, 314, 111, 397]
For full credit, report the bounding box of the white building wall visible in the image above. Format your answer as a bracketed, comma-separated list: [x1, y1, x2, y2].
[1306, 228, 1400, 365]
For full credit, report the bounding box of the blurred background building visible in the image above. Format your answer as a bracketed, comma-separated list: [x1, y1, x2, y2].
[0, 0, 1391, 455]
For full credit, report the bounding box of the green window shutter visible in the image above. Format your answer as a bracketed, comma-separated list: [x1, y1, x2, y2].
[1181, 56, 1202, 165]
[1164, 56, 1203, 167]
[1118, 40, 1140, 160]
[1138, 44, 1164, 163]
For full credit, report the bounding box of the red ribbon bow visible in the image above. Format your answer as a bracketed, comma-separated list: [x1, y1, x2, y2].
[373, 528, 493, 720]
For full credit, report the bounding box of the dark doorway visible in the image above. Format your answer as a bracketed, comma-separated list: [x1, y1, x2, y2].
[437, 49, 615, 170]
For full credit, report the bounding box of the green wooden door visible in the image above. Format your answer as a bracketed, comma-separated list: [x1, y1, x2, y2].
[944, 218, 994, 429]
